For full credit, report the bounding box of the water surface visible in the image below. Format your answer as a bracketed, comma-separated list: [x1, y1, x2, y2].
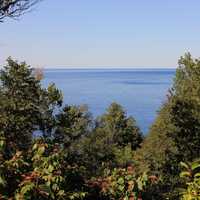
[43, 68, 175, 134]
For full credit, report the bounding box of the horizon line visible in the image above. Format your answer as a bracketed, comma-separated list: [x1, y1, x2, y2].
[42, 66, 177, 70]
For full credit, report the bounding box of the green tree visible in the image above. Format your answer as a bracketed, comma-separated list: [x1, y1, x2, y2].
[135, 53, 200, 199]
[77, 103, 143, 177]
[54, 104, 92, 148]
[0, 57, 62, 155]
[0, 58, 88, 200]
[78, 127, 116, 177]
[169, 53, 200, 161]
[96, 102, 143, 150]
[134, 102, 179, 199]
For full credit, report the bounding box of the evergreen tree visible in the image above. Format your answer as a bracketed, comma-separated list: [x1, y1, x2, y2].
[54, 104, 92, 148]
[170, 53, 200, 161]
[0, 58, 62, 155]
[96, 102, 143, 150]
[135, 53, 200, 199]
[77, 103, 143, 176]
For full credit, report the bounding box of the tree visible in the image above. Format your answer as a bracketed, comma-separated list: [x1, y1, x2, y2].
[135, 53, 200, 199]
[54, 104, 92, 148]
[134, 101, 177, 174]
[77, 126, 116, 177]
[76, 103, 143, 177]
[147, 53, 200, 164]
[0, 57, 62, 155]
[169, 53, 200, 161]
[96, 102, 143, 150]
[0, 0, 40, 22]
[0, 58, 88, 200]
[134, 102, 179, 199]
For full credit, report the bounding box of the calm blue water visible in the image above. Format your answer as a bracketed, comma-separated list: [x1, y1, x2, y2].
[42, 69, 176, 134]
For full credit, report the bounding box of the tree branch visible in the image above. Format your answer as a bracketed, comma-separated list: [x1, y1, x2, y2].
[0, 0, 41, 22]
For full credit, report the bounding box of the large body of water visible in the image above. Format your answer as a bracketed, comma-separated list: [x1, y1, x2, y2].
[43, 68, 176, 134]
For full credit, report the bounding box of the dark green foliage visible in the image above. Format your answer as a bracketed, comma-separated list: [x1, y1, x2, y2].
[0, 58, 144, 200]
[96, 102, 143, 150]
[1, 54, 200, 199]
[0, 58, 86, 199]
[134, 53, 200, 199]
[75, 103, 143, 177]
[169, 53, 200, 162]
[0, 58, 62, 154]
[77, 127, 116, 176]
[54, 105, 92, 148]
[170, 100, 200, 161]
[134, 102, 177, 174]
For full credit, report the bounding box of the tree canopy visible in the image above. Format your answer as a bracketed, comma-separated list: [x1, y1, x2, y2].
[1, 54, 200, 199]
[134, 53, 200, 199]
[0, 57, 62, 155]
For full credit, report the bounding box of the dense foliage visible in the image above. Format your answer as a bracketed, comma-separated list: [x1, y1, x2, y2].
[134, 53, 200, 199]
[1, 53, 200, 199]
[179, 160, 200, 199]
[101, 166, 159, 200]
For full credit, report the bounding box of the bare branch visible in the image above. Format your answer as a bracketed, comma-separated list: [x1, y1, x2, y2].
[0, 0, 41, 22]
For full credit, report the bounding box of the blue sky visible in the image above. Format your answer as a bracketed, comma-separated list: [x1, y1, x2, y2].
[0, 0, 200, 68]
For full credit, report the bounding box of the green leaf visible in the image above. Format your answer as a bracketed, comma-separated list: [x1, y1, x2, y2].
[0, 176, 6, 186]
[32, 143, 38, 150]
[39, 184, 51, 194]
[117, 177, 124, 185]
[118, 185, 124, 191]
[180, 171, 191, 178]
[57, 190, 65, 196]
[38, 146, 45, 155]
[180, 162, 189, 170]
[194, 173, 200, 178]
[191, 161, 200, 171]
[48, 165, 54, 172]
[20, 182, 35, 195]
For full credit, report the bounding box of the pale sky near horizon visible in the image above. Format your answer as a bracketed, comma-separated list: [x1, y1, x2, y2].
[0, 0, 200, 68]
